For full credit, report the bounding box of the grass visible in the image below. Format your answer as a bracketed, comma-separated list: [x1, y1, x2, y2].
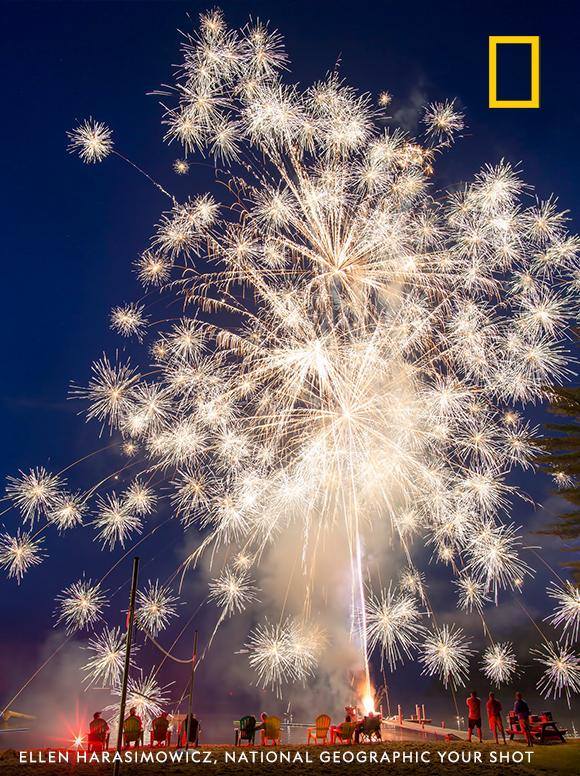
[1, 741, 578, 776]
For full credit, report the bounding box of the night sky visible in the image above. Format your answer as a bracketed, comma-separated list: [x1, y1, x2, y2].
[1, 0, 579, 744]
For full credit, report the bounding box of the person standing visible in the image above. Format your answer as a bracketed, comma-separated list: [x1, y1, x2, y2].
[486, 692, 506, 744]
[466, 690, 483, 743]
[514, 692, 534, 746]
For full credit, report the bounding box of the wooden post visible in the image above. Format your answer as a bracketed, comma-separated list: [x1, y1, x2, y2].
[185, 630, 198, 750]
[112, 556, 140, 776]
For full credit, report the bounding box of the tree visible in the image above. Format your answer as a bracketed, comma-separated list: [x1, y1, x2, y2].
[537, 386, 580, 582]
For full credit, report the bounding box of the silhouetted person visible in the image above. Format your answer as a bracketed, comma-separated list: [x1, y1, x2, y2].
[514, 692, 533, 746]
[466, 690, 482, 743]
[255, 712, 268, 745]
[151, 711, 170, 747]
[486, 692, 506, 745]
[123, 707, 143, 748]
[88, 712, 109, 752]
[179, 713, 200, 747]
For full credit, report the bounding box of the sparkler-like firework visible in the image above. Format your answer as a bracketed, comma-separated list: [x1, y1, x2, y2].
[480, 642, 518, 686]
[82, 626, 135, 688]
[532, 641, 580, 706]
[3, 7, 580, 708]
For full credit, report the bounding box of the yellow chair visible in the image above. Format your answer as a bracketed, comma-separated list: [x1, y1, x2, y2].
[331, 720, 355, 744]
[262, 715, 281, 746]
[307, 714, 331, 744]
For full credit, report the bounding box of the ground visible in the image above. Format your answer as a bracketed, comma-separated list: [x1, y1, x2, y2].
[1, 742, 578, 776]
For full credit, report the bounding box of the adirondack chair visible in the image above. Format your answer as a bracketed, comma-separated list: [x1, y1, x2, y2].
[149, 716, 171, 747]
[262, 715, 281, 746]
[123, 715, 143, 748]
[307, 714, 331, 744]
[357, 715, 382, 743]
[235, 716, 256, 746]
[87, 719, 109, 753]
[331, 720, 356, 744]
[179, 715, 200, 747]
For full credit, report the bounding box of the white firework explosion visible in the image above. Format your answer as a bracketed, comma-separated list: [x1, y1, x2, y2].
[6, 467, 63, 525]
[55, 578, 107, 633]
[532, 640, 580, 706]
[419, 624, 473, 690]
[365, 585, 424, 669]
[480, 642, 518, 686]
[245, 617, 323, 692]
[0, 531, 45, 583]
[454, 575, 491, 614]
[208, 565, 258, 617]
[135, 580, 179, 636]
[67, 119, 114, 163]
[82, 626, 136, 688]
[545, 581, 580, 642]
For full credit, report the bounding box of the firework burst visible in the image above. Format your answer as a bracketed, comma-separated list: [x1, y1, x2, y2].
[0, 531, 45, 583]
[480, 642, 518, 686]
[82, 626, 136, 688]
[419, 624, 473, 690]
[365, 585, 424, 669]
[532, 640, 580, 706]
[546, 581, 580, 642]
[208, 565, 258, 617]
[55, 578, 108, 633]
[67, 119, 114, 163]
[135, 580, 179, 636]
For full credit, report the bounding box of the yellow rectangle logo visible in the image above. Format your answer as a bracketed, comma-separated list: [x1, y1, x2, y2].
[489, 35, 540, 108]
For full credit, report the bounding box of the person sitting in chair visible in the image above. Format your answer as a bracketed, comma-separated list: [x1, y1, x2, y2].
[88, 712, 109, 752]
[178, 713, 200, 747]
[255, 712, 269, 745]
[150, 711, 171, 747]
[330, 715, 353, 744]
[123, 707, 143, 748]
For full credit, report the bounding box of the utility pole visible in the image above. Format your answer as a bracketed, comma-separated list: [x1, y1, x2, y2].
[184, 630, 198, 750]
[112, 556, 140, 776]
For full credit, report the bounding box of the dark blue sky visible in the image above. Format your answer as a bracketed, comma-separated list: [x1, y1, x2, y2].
[1, 0, 579, 741]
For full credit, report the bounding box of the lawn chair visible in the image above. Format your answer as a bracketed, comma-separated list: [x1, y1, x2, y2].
[357, 715, 382, 743]
[262, 715, 281, 746]
[235, 716, 256, 746]
[123, 716, 143, 748]
[87, 724, 109, 753]
[307, 714, 331, 744]
[149, 717, 171, 747]
[179, 715, 200, 747]
[331, 720, 355, 745]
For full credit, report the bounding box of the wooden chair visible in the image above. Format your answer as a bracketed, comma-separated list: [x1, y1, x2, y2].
[331, 721, 355, 744]
[235, 716, 256, 746]
[149, 717, 171, 747]
[179, 716, 200, 747]
[307, 714, 331, 744]
[123, 716, 143, 748]
[87, 725, 109, 753]
[262, 715, 281, 746]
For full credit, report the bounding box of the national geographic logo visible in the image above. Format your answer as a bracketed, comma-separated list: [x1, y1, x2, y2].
[489, 36, 540, 108]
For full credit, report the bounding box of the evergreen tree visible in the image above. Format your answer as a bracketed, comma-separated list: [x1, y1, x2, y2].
[537, 386, 580, 582]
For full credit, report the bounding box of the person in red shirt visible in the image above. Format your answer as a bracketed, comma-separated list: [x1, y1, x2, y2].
[466, 690, 483, 743]
[486, 692, 506, 744]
